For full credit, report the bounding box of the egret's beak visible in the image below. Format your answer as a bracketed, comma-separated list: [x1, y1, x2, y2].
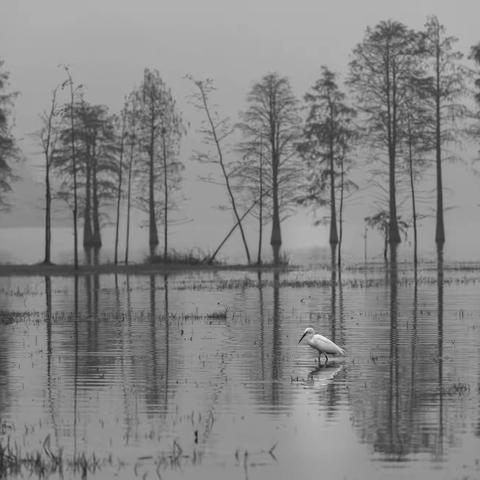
[298, 332, 307, 344]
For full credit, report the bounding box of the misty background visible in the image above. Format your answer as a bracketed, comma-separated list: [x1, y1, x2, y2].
[1, 0, 480, 264]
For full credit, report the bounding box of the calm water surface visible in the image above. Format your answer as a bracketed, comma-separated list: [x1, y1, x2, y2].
[0, 264, 480, 479]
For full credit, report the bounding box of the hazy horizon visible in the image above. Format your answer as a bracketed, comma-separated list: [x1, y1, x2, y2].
[2, 0, 480, 263]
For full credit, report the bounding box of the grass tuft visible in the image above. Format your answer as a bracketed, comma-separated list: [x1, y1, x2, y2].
[148, 249, 222, 265]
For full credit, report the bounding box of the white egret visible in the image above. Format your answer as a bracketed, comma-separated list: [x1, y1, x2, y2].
[298, 327, 345, 365]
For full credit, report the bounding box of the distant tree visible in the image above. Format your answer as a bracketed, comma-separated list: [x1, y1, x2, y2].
[38, 86, 60, 264]
[422, 16, 467, 248]
[188, 76, 252, 264]
[0, 60, 19, 213]
[133, 69, 184, 258]
[238, 72, 302, 265]
[348, 21, 422, 257]
[298, 66, 357, 267]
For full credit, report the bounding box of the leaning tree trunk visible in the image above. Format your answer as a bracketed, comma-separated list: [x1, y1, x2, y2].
[196, 80, 251, 264]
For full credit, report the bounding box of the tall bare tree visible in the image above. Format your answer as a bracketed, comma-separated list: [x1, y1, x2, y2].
[114, 105, 126, 264]
[188, 76, 252, 264]
[61, 65, 80, 269]
[238, 72, 301, 264]
[38, 86, 60, 264]
[123, 93, 139, 264]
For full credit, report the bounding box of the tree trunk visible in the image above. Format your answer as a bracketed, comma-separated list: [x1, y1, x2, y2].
[328, 102, 338, 249]
[386, 48, 401, 247]
[162, 128, 168, 262]
[337, 153, 345, 270]
[44, 154, 51, 264]
[384, 224, 389, 264]
[270, 156, 282, 265]
[114, 114, 126, 265]
[67, 72, 79, 269]
[257, 140, 263, 265]
[435, 33, 445, 246]
[91, 140, 102, 248]
[125, 138, 135, 264]
[83, 144, 93, 247]
[407, 116, 418, 269]
[148, 103, 158, 256]
[43, 89, 57, 265]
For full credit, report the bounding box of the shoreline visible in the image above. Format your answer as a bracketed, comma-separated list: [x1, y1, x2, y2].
[0, 261, 296, 277]
[1, 259, 480, 277]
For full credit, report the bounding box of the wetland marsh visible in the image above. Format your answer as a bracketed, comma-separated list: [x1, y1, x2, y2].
[0, 263, 480, 479]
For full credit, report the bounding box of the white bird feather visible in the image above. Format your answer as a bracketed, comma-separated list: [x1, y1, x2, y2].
[298, 327, 345, 364]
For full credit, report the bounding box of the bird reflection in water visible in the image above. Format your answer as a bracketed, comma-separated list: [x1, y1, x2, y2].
[308, 364, 344, 385]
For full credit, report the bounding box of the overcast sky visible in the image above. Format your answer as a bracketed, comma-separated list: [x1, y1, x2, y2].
[1, 0, 480, 262]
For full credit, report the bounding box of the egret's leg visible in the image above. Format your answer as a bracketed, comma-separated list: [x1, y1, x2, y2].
[324, 353, 329, 366]
[319, 352, 325, 367]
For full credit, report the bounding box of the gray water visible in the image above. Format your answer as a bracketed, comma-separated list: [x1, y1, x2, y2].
[0, 265, 479, 479]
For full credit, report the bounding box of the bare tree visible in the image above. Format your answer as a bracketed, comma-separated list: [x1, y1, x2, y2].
[60, 65, 80, 269]
[188, 76, 251, 264]
[123, 94, 139, 265]
[114, 105, 126, 264]
[38, 86, 60, 264]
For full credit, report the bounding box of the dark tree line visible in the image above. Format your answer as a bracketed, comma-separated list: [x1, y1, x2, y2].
[1, 14, 480, 267]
